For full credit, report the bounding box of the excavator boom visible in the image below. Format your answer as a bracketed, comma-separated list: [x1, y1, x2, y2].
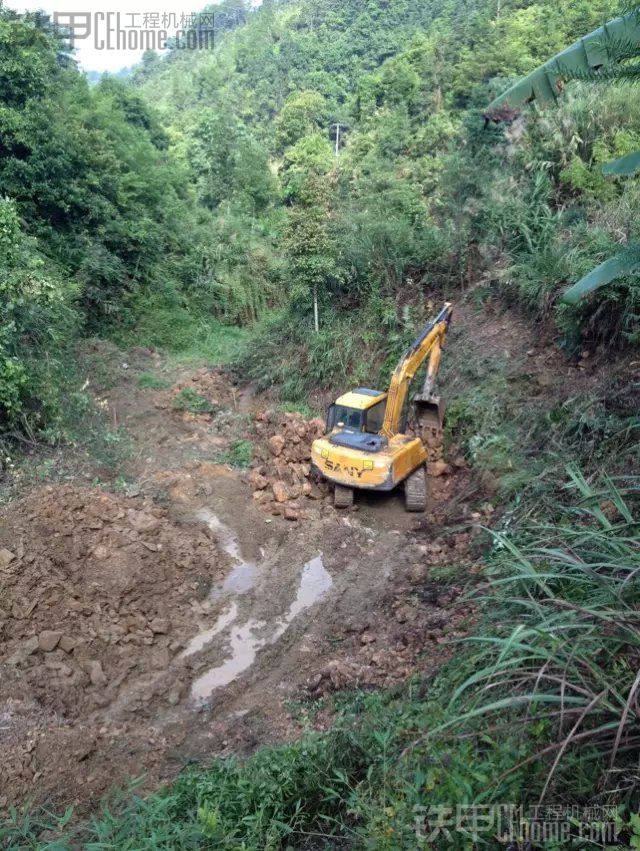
[381, 303, 452, 438]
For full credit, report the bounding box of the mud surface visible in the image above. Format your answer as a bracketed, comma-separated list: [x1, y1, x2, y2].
[2, 301, 626, 814]
[0, 351, 482, 814]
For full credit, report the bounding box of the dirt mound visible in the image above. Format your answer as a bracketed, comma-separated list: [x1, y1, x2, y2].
[0, 487, 224, 792]
[0, 484, 226, 808]
[0, 484, 221, 719]
[174, 366, 232, 405]
[246, 410, 332, 520]
[150, 366, 234, 423]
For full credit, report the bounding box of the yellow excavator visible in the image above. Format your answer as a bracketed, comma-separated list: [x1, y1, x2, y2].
[311, 303, 452, 511]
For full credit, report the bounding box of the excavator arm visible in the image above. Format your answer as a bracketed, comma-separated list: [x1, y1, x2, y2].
[380, 303, 452, 438]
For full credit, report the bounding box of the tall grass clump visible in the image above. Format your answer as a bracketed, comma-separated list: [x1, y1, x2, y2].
[447, 467, 640, 806]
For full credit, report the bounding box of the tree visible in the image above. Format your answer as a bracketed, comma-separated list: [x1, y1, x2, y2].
[274, 91, 329, 151]
[187, 108, 275, 211]
[0, 198, 75, 427]
[486, 8, 640, 303]
[281, 134, 337, 332]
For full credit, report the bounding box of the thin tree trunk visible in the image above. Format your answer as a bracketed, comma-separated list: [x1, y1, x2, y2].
[313, 284, 319, 333]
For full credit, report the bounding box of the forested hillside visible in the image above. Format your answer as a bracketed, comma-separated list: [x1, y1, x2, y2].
[1, 0, 639, 847]
[136, 0, 637, 397]
[2, 0, 638, 437]
[0, 9, 228, 439]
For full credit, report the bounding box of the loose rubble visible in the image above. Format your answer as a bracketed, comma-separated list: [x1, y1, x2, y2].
[246, 410, 332, 520]
[246, 409, 449, 520]
[152, 366, 233, 423]
[307, 531, 478, 696]
[0, 484, 230, 808]
[0, 485, 222, 722]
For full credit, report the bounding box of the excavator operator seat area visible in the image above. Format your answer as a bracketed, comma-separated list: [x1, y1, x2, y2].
[327, 389, 387, 435]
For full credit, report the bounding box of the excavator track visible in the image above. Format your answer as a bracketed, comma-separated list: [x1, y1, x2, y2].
[334, 484, 354, 509]
[404, 465, 427, 512]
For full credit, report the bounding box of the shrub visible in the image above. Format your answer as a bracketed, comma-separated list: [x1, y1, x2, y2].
[0, 198, 78, 432]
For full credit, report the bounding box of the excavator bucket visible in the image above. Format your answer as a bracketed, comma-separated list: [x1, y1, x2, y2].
[413, 393, 445, 431]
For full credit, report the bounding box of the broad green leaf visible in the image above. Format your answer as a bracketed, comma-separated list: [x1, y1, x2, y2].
[562, 244, 640, 304]
[602, 149, 640, 176]
[486, 11, 640, 114]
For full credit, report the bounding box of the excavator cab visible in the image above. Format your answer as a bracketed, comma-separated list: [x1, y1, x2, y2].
[326, 389, 387, 434]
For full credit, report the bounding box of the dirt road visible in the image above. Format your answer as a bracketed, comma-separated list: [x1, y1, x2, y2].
[0, 346, 482, 813]
[2, 302, 624, 813]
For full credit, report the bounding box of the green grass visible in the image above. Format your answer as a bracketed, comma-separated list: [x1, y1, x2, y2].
[137, 373, 171, 390]
[445, 468, 640, 804]
[220, 438, 253, 468]
[172, 387, 216, 414]
[276, 400, 317, 418]
[110, 288, 250, 369]
[237, 306, 420, 404]
[168, 323, 249, 367]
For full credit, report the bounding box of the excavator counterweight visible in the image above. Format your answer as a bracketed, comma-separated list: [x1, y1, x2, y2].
[311, 303, 452, 511]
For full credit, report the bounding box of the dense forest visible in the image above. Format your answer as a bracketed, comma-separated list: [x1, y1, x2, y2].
[2, 0, 638, 435]
[139, 0, 639, 396]
[1, 0, 639, 846]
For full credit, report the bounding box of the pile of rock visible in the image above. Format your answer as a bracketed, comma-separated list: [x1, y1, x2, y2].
[0, 485, 221, 719]
[153, 367, 232, 422]
[246, 409, 456, 518]
[247, 410, 331, 520]
[419, 423, 445, 463]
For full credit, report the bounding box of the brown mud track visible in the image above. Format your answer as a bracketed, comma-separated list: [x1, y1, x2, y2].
[1, 301, 630, 814]
[0, 361, 479, 814]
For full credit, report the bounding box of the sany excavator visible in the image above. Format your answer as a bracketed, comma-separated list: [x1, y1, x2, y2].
[311, 303, 452, 511]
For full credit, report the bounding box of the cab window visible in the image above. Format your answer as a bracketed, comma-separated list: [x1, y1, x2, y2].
[327, 405, 364, 430]
[364, 399, 385, 434]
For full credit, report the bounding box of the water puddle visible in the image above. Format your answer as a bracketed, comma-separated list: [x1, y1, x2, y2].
[278, 555, 333, 624]
[182, 602, 238, 657]
[196, 508, 258, 597]
[189, 552, 333, 703]
[191, 619, 266, 699]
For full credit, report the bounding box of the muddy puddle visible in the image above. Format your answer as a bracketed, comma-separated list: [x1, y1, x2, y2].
[188, 510, 333, 703]
[196, 508, 259, 597]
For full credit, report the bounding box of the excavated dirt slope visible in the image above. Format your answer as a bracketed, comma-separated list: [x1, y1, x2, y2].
[0, 356, 478, 812]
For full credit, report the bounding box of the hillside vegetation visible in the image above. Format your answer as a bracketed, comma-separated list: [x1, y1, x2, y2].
[2, 0, 639, 443]
[0, 0, 639, 848]
[137, 0, 638, 397]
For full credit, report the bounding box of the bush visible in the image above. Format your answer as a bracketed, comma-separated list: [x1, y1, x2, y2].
[0, 198, 78, 433]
